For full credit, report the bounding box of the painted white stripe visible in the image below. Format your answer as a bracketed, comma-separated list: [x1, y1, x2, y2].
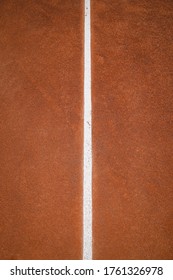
[83, 0, 92, 260]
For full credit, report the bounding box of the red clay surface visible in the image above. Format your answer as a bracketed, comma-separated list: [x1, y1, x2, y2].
[0, 0, 83, 260]
[92, 0, 173, 259]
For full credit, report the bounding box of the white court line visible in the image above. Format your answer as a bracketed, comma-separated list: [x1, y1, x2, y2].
[83, 0, 92, 260]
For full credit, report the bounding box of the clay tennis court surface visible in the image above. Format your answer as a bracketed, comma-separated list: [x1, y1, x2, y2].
[0, 0, 173, 260]
[0, 0, 83, 260]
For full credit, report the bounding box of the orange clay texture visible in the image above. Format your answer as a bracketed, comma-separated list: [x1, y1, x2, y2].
[0, 0, 83, 260]
[92, 0, 173, 259]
